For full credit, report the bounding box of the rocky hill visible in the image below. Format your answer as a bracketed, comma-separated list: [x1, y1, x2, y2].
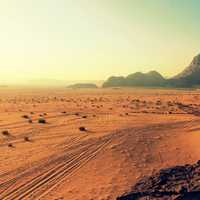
[103, 53, 200, 88]
[103, 71, 166, 88]
[168, 54, 200, 87]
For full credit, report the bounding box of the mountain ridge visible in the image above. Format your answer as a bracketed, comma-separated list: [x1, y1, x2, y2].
[103, 53, 200, 88]
[67, 83, 98, 89]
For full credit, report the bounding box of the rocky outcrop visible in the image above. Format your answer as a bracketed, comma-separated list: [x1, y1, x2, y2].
[103, 71, 166, 88]
[103, 53, 200, 88]
[102, 76, 126, 88]
[117, 160, 200, 200]
[168, 54, 200, 87]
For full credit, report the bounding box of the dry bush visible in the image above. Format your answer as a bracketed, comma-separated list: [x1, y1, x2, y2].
[79, 127, 87, 132]
[8, 143, 14, 148]
[38, 118, 46, 124]
[24, 136, 31, 142]
[22, 115, 29, 119]
[2, 130, 10, 136]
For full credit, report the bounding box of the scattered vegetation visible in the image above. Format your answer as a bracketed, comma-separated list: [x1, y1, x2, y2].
[79, 126, 87, 132]
[2, 130, 10, 136]
[75, 112, 80, 116]
[8, 143, 14, 148]
[22, 115, 29, 119]
[38, 118, 46, 124]
[24, 136, 31, 142]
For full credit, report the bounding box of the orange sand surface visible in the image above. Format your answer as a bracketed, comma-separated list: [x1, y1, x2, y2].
[0, 87, 200, 200]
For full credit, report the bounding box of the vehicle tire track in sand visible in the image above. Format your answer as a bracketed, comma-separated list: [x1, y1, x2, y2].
[0, 135, 112, 200]
[0, 134, 88, 187]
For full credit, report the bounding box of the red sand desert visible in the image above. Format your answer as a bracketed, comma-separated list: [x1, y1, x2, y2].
[0, 87, 200, 200]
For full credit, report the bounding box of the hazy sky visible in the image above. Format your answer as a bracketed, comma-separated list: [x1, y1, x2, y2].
[0, 0, 200, 84]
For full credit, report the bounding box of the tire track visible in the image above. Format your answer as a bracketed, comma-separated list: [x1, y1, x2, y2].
[0, 134, 88, 182]
[0, 140, 92, 191]
[0, 135, 112, 200]
[1, 142, 93, 197]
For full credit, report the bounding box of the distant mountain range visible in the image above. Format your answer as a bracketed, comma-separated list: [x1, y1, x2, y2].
[103, 53, 200, 88]
[103, 71, 166, 88]
[67, 83, 98, 89]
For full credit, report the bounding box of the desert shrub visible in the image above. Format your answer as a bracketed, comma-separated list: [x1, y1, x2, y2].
[38, 118, 46, 124]
[79, 126, 87, 132]
[2, 130, 10, 136]
[75, 112, 80, 116]
[8, 143, 14, 148]
[24, 136, 31, 142]
[22, 115, 29, 119]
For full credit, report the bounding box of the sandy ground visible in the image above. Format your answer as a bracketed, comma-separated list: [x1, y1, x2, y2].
[0, 87, 200, 200]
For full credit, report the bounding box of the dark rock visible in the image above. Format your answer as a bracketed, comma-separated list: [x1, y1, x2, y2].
[117, 160, 200, 200]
